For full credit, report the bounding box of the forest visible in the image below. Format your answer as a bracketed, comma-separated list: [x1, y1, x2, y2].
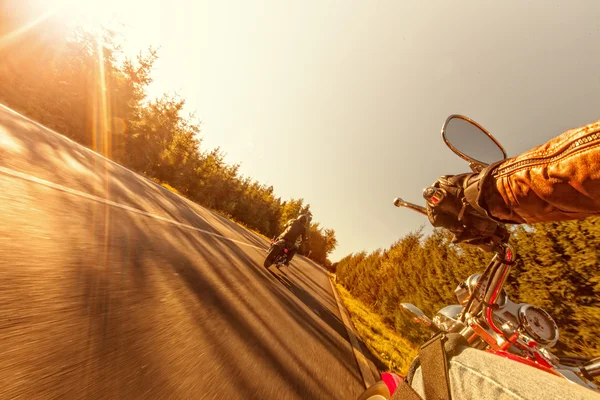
[335, 220, 600, 359]
[0, 8, 337, 267]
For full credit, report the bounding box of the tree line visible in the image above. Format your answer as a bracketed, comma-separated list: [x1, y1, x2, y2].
[335, 219, 600, 359]
[0, 9, 337, 267]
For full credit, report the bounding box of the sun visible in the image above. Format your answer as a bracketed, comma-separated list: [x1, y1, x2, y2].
[2, 0, 156, 56]
[58, 0, 127, 32]
[13, 0, 132, 36]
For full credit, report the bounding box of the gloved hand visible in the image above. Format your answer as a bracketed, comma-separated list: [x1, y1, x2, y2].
[425, 172, 509, 250]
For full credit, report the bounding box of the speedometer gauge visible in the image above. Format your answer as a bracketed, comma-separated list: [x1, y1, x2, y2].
[518, 305, 559, 346]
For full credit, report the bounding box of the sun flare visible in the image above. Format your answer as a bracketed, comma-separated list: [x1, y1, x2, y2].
[14, 0, 134, 36]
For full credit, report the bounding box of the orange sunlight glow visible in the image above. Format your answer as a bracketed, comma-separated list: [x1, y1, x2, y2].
[30, 0, 118, 158]
[3, 0, 145, 157]
[5, 0, 134, 154]
[0, 8, 55, 51]
[10, 0, 140, 38]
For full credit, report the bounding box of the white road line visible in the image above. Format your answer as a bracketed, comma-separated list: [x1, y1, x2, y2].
[0, 165, 264, 251]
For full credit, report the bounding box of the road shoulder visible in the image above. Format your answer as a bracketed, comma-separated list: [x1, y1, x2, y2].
[327, 275, 380, 389]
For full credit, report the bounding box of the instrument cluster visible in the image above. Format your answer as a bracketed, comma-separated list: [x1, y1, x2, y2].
[454, 273, 559, 347]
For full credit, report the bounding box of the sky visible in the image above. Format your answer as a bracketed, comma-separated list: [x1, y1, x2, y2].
[37, 0, 600, 260]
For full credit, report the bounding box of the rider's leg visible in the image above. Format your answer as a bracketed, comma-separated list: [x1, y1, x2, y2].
[285, 245, 297, 266]
[409, 346, 599, 400]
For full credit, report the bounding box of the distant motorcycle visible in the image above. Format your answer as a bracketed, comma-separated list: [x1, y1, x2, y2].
[357, 114, 600, 399]
[264, 237, 300, 268]
[263, 238, 289, 268]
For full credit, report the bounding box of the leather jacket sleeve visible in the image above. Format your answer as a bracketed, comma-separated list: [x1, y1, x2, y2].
[481, 120, 600, 224]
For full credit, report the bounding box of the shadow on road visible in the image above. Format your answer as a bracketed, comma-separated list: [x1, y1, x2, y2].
[268, 266, 388, 375]
[267, 267, 349, 343]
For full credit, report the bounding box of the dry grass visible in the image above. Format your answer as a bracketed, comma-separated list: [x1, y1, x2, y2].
[335, 284, 418, 375]
[152, 178, 183, 196]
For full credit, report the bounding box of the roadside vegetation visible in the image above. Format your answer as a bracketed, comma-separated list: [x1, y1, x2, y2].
[335, 284, 417, 375]
[0, 9, 337, 267]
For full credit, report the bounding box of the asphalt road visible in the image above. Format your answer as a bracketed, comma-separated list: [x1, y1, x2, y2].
[0, 104, 368, 399]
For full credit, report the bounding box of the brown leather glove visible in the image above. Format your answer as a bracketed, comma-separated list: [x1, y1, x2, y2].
[425, 169, 510, 250]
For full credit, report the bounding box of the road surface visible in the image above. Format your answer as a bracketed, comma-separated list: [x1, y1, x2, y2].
[0, 104, 371, 399]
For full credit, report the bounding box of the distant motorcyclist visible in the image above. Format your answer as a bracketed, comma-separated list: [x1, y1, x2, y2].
[276, 212, 311, 266]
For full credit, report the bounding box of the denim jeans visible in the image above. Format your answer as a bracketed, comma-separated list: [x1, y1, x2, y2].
[410, 347, 600, 400]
